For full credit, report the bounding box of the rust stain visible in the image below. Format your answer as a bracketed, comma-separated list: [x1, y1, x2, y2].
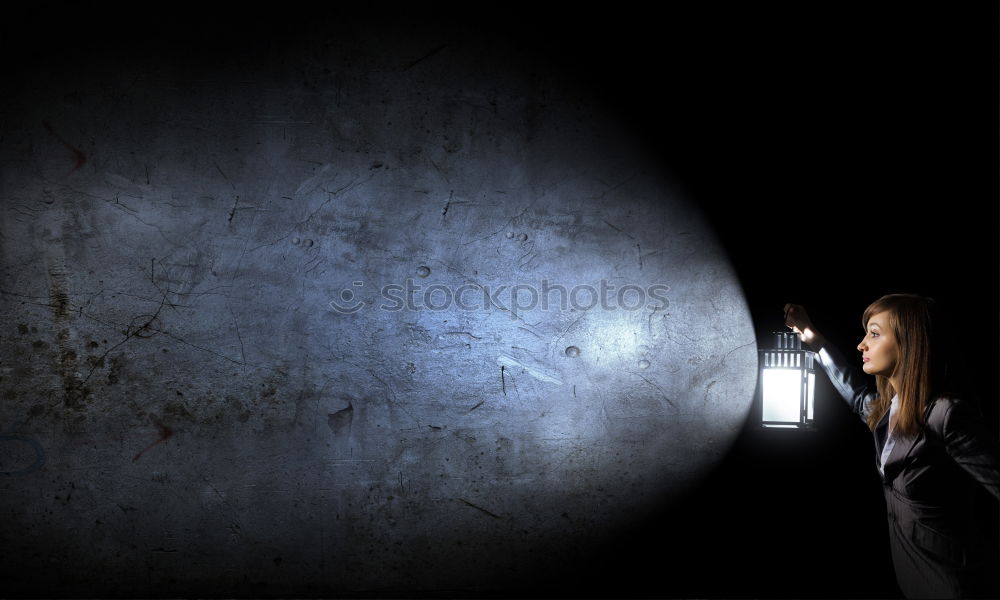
[43, 120, 87, 174]
[133, 416, 174, 462]
[46, 260, 72, 322]
[46, 252, 87, 408]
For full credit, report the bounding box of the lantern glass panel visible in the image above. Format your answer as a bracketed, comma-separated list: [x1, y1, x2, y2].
[762, 367, 801, 423]
[807, 372, 815, 420]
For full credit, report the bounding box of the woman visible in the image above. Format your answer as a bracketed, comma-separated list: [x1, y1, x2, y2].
[784, 294, 999, 598]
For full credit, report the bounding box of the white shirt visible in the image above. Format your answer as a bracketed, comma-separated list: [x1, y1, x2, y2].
[879, 394, 900, 475]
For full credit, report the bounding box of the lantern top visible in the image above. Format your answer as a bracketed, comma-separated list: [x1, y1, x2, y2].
[772, 331, 802, 350]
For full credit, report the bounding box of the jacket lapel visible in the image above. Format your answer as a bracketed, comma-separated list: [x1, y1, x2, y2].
[881, 431, 917, 484]
[874, 410, 890, 450]
[881, 402, 937, 485]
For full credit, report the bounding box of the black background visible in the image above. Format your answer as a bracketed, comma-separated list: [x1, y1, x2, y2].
[3, 4, 997, 598]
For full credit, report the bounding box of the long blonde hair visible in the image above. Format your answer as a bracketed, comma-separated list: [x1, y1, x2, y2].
[862, 294, 951, 437]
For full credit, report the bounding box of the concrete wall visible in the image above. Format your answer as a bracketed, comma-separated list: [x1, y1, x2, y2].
[0, 13, 756, 597]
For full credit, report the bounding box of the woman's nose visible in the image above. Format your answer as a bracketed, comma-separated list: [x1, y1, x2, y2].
[857, 340, 866, 352]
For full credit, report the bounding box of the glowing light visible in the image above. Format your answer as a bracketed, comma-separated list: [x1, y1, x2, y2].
[762, 368, 801, 423]
[807, 372, 815, 420]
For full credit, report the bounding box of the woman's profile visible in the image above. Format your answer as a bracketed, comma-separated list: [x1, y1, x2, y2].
[784, 294, 999, 598]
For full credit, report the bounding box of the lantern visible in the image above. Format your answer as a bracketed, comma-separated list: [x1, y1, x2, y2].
[759, 331, 816, 429]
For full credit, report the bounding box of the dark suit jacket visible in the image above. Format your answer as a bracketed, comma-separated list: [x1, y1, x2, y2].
[817, 343, 1000, 598]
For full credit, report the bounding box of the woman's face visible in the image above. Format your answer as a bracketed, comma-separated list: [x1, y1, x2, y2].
[857, 310, 899, 378]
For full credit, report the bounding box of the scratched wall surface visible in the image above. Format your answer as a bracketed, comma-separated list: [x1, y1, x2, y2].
[0, 16, 756, 597]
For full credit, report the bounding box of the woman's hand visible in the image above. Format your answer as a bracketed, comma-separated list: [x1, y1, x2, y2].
[783, 303, 822, 346]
